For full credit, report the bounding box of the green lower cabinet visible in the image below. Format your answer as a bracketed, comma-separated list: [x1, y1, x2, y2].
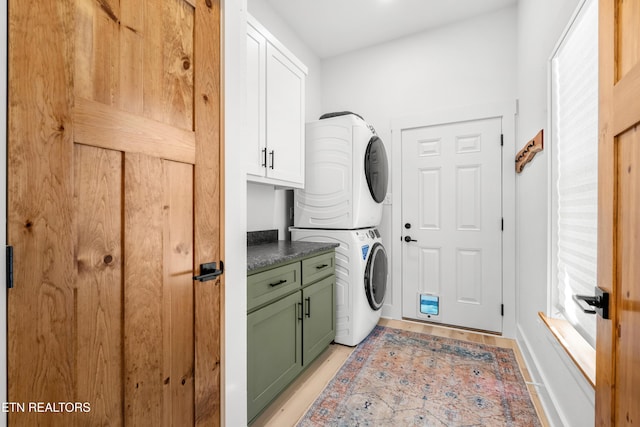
[302, 276, 336, 365]
[247, 292, 302, 421]
[247, 250, 336, 423]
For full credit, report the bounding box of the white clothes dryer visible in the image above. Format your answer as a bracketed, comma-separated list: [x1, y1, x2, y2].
[294, 113, 389, 229]
[291, 227, 388, 346]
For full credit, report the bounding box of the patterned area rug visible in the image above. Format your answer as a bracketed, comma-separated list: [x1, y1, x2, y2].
[297, 326, 541, 427]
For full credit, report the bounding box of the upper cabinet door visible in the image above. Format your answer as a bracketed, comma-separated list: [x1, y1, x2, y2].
[246, 22, 267, 177]
[266, 43, 306, 185]
[245, 15, 307, 188]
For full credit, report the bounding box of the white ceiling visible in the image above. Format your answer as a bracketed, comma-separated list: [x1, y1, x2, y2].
[264, 0, 517, 58]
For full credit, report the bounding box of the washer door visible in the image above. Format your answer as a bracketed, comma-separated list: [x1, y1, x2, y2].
[364, 242, 388, 310]
[364, 136, 389, 203]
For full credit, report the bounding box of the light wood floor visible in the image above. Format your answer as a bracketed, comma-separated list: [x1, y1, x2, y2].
[252, 318, 550, 427]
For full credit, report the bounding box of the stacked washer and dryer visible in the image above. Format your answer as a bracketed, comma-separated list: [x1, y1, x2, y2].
[292, 112, 389, 346]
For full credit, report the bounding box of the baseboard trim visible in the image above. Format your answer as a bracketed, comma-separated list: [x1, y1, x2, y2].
[516, 324, 565, 427]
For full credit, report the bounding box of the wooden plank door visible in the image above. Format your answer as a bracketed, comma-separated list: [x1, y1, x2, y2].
[7, 0, 222, 425]
[597, 0, 640, 425]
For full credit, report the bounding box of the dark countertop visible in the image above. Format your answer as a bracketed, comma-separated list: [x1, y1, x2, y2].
[247, 241, 339, 273]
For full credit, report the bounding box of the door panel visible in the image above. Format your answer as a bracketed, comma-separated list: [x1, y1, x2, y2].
[266, 44, 305, 183]
[124, 152, 165, 426]
[163, 161, 196, 427]
[302, 277, 336, 365]
[75, 145, 124, 424]
[247, 292, 302, 421]
[8, 0, 222, 425]
[614, 133, 640, 426]
[597, 0, 640, 425]
[246, 23, 267, 176]
[401, 118, 502, 333]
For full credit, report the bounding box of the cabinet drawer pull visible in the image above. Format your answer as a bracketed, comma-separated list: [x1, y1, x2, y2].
[269, 279, 287, 287]
[269, 150, 275, 169]
[298, 302, 303, 321]
[315, 264, 328, 269]
[261, 148, 267, 167]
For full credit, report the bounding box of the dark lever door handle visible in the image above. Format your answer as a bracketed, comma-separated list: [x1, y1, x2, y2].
[404, 236, 417, 242]
[573, 287, 610, 319]
[193, 261, 224, 282]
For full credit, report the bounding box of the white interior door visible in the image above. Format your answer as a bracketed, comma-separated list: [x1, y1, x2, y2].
[401, 117, 503, 333]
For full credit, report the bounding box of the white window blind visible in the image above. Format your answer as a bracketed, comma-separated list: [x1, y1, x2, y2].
[550, 0, 598, 347]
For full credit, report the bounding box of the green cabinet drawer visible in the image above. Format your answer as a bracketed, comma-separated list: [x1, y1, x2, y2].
[248, 262, 300, 312]
[301, 251, 335, 285]
[302, 276, 336, 365]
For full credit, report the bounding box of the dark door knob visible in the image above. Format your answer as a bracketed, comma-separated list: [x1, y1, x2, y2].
[404, 236, 417, 242]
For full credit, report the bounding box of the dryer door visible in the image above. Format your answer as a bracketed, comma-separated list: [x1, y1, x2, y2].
[364, 242, 388, 310]
[364, 136, 389, 203]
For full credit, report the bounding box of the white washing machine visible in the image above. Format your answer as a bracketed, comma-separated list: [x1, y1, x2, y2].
[291, 227, 388, 346]
[294, 113, 389, 230]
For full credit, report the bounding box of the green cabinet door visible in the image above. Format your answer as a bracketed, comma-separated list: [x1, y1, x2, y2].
[247, 291, 302, 421]
[302, 276, 336, 365]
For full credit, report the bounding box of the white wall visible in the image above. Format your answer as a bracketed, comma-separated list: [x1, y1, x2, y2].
[222, 0, 248, 425]
[246, 183, 291, 237]
[321, 5, 517, 319]
[515, 0, 595, 425]
[246, 0, 323, 237]
[1, 3, 7, 426]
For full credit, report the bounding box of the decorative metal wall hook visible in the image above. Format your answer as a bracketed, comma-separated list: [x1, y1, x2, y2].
[515, 129, 544, 173]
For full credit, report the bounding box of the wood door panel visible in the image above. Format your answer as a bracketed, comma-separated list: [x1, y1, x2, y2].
[76, 0, 195, 130]
[8, 0, 222, 424]
[74, 97, 196, 164]
[615, 130, 640, 425]
[617, 0, 640, 78]
[75, 144, 124, 426]
[75, 0, 120, 105]
[124, 152, 165, 426]
[156, 0, 195, 130]
[162, 160, 195, 427]
[8, 0, 77, 422]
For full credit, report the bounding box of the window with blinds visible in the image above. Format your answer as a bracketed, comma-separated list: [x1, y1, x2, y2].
[549, 0, 598, 347]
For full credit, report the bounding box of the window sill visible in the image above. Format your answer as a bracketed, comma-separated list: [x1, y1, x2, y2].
[538, 312, 596, 388]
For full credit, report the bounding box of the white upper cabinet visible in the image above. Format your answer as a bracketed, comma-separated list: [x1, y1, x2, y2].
[245, 15, 307, 188]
